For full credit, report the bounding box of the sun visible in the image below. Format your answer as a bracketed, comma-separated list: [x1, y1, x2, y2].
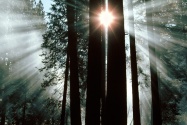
[99, 10, 114, 27]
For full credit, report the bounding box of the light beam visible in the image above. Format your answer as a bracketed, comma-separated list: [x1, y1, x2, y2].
[99, 10, 114, 27]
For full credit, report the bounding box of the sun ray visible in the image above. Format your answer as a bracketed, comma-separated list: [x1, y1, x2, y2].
[99, 10, 114, 27]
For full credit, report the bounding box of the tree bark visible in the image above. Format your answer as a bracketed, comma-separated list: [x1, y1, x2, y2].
[67, 0, 81, 124]
[0, 112, 5, 125]
[127, 0, 141, 124]
[60, 52, 69, 125]
[145, 0, 162, 124]
[86, 0, 102, 124]
[22, 94, 26, 125]
[106, 0, 127, 125]
[1, 87, 5, 125]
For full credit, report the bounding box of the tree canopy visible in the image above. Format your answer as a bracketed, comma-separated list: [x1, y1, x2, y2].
[1, 0, 187, 125]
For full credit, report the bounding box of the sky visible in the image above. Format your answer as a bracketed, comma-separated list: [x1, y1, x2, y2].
[36, 0, 53, 13]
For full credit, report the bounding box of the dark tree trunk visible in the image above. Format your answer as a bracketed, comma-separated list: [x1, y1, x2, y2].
[22, 96, 26, 125]
[65, 110, 69, 125]
[16, 119, 20, 125]
[86, 0, 102, 124]
[67, 0, 81, 125]
[145, 0, 162, 124]
[106, 0, 127, 125]
[1, 87, 5, 125]
[0, 112, 5, 125]
[127, 0, 141, 125]
[52, 117, 55, 125]
[60, 53, 69, 125]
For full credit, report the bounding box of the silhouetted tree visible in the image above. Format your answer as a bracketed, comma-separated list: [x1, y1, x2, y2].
[60, 52, 69, 125]
[85, 0, 102, 124]
[41, 0, 89, 123]
[106, 0, 127, 124]
[127, 0, 141, 124]
[67, 0, 82, 124]
[145, 0, 162, 124]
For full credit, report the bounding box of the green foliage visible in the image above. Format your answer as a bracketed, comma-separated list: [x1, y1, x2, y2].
[152, 0, 187, 123]
[0, 0, 46, 124]
[40, 0, 89, 123]
[41, 0, 68, 88]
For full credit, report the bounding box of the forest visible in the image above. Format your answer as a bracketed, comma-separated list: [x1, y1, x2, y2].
[0, 0, 187, 125]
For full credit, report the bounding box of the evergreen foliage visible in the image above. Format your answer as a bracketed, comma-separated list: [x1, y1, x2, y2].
[0, 0, 46, 124]
[1, 0, 187, 124]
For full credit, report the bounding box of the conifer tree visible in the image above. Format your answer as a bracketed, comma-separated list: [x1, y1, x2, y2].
[0, 0, 45, 124]
[60, 52, 69, 125]
[106, 0, 127, 124]
[145, 0, 162, 124]
[66, 0, 82, 124]
[86, 0, 102, 124]
[127, 0, 141, 124]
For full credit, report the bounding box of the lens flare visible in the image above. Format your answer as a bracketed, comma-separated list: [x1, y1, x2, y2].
[99, 10, 114, 27]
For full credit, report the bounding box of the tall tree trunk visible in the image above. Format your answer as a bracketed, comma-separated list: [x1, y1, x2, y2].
[60, 53, 69, 125]
[22, 94, 26, 125]
[15, 118, 20, 125]
[65, 110, 70, 125]
[1, 87, 5, 125]
[67, 0, 81, 124]
[127, 0, 141, 125]
[106, 0, 127, 125]
[0, 111, 5, 125]
[86, 0, 102, 124]
[145, 0, 162, 124]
